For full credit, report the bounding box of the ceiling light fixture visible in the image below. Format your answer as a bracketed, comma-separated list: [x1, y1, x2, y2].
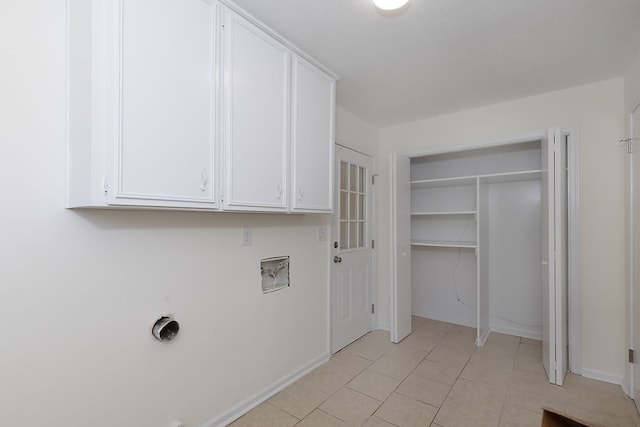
[374, 0, 409, 11]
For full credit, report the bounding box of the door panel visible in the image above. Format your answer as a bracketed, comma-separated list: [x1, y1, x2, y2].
[541, 130, 554, 383]
[290, 55, 335, 212]
[223, 11, 289, 210]
[339, 270, 351, 319]
[116, 0, 217, 203]
[558, 133, 568, 385]
[391, 153, 412, 343]
[542, 128, 566, 385]
[331, 146, 373, 353]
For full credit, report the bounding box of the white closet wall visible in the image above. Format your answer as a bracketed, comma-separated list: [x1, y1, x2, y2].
[488, 179, 542, 338]
[412, 247, 478, 326]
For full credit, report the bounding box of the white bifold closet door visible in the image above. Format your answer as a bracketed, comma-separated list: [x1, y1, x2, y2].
[541, 128, 567, 385]
[391, 153, 412, 343]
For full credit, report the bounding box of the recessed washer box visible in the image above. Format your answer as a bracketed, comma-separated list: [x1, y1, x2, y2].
[261, 256, 290, 293]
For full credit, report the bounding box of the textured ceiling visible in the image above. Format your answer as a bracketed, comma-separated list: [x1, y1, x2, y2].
[228, 0, 640, 127]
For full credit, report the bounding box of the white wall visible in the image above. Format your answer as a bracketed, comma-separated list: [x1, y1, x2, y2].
[335, 105, 378, 157]
[1, 2, 332, 426]
[624, 47, 640, 113]
[377, 79, 627, 381]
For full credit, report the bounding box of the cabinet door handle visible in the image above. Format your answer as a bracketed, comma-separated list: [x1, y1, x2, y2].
[200, 169, 207, 192]
[297, 184, 303, 201]
[276, 183, 282, 200]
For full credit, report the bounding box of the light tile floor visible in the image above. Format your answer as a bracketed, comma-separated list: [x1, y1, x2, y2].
[230, 316, 640, 426]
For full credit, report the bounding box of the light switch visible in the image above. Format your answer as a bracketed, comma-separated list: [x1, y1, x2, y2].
[241, 227, 252, 246]
[317, 227, 327, 241]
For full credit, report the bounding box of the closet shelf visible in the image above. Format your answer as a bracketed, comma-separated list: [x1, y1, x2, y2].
[411, 176, 476, 189]
[479, 170, 542, 184]
[411, 240, 477, 249]
[411, 211, 477, 216]
[411, 169, 542, 189]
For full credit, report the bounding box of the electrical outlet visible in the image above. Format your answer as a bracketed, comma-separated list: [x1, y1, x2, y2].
[241, 227, 252, 246]
[317, 227, 327, 241]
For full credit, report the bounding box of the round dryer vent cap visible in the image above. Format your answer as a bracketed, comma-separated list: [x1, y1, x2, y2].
[152, 315, 180, 342]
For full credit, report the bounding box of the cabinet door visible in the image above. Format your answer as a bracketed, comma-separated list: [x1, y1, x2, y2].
[222, 11, 289, 211]
[290, 56, 335, 212]
[107, 0, 218, 208]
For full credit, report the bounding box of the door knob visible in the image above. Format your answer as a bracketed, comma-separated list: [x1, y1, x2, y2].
[333, 256, 342, 263]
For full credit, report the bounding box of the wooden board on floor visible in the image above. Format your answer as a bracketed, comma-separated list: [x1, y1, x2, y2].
[541, 407, 604, 427]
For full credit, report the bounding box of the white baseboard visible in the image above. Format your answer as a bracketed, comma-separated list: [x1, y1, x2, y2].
[622, 364, 633, 398]
[581, 368, 624, 385]
[376, 320, 390, 331]
[201, 353, 329, 427]
[413, 310, 476, 329]
[476, 326, 490, 346]
[622, 379, 631, 397]
[490, 323, 542, 341]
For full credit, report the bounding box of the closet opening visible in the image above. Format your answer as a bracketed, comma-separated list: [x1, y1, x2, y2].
[391, 128, 579, 385]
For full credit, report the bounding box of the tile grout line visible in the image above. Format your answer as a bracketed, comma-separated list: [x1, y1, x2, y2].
[425, 330, 478, 426]
[293, 334, 389, 426]
[296, 326, 520, 426]
[494, 337, 522, 427]
[373, 326, 444, 426]
[342, 325, 451, 426]
[244, 325, 637, 427]
[366, 323, 479, 426]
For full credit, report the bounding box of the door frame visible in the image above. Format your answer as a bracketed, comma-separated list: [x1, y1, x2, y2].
[625, 102, 640, 400]
[390, 128, 582, 377]
[329, 143, 378, 353]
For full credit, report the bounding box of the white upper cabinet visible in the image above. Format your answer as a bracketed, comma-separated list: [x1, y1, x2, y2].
[290, 55, 336, 213]
[66, 0, 337, 213]
[116, 0, 218, 206]
[67, 0, 219, 209]
[221, 10, 290, 211]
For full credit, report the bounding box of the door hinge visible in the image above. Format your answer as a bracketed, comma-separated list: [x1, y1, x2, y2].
[371, 239, 375, 249]
[371, 304, 375, 314]
[630, 349, 635, 363]
[619, 137, 634, 153]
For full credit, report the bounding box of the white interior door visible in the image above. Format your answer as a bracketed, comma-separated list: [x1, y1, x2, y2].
[330, 146, 374, 353]
[542, 128, 566, 385]
[541, 131, 553, 382]
[630, 104, 640, 410]
[391, 153, 412, 343]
